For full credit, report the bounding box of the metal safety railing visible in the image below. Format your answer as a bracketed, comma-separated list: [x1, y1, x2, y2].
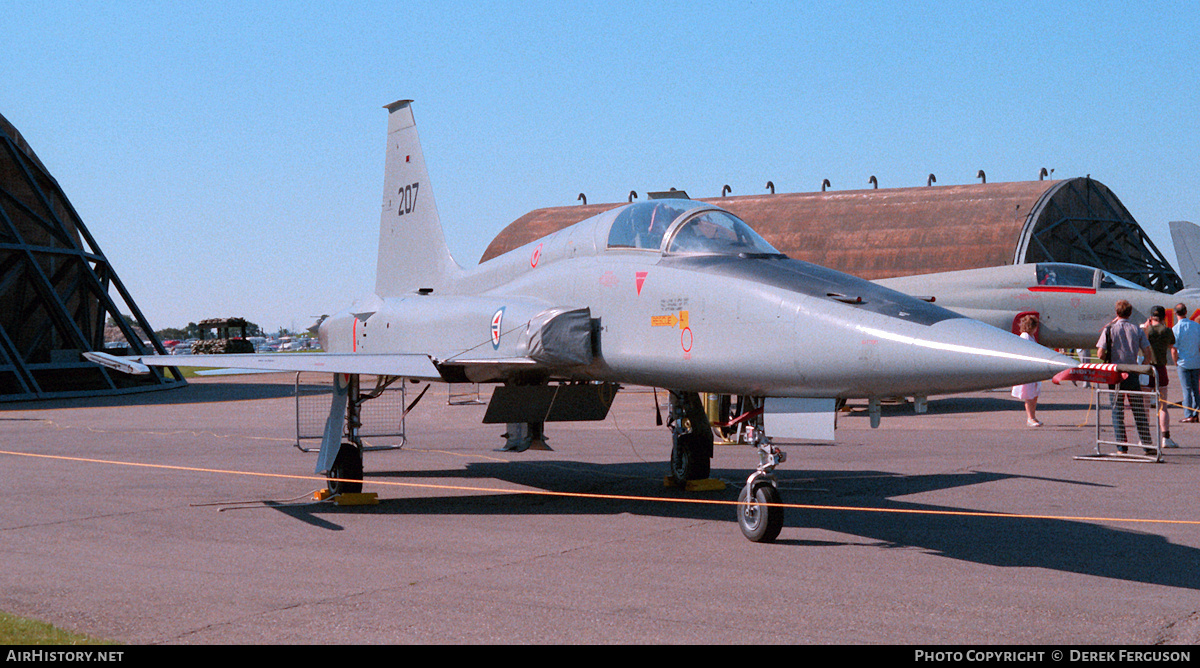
[294, 373, 407, 452]
[1078, 364, 1162, 463]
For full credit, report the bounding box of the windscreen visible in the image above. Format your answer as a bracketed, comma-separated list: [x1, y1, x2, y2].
[665, 210, 782, 256]
[1100, 271, 1149, 290]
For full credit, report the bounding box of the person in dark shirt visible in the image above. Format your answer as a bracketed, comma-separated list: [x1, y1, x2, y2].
[1142, 305, 1177, 448]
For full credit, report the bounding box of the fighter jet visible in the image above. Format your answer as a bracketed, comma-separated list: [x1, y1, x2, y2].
[875, 263, 1200, 349]
[87, 100, 1073, 542]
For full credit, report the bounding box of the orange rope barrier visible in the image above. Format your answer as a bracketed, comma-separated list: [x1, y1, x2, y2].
[2, 448, 1198, 527]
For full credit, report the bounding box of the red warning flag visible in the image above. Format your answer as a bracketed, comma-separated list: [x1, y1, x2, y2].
[1051, 363, 1125, 385]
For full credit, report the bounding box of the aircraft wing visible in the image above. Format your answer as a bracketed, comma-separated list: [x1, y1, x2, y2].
[84, 351, 444, 379]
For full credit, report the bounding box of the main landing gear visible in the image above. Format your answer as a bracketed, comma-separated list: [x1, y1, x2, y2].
[328, 442, 364, 495]
[324, 373, 368, 494]
[319, 373, 412, 495]
[668, 391, 713, 483]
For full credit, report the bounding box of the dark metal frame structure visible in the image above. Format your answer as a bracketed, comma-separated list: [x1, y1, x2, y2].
[0, 113, 183, 400]
[1016, 178, 1181, 293]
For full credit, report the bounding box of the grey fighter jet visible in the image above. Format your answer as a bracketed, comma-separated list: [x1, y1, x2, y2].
[876, 263, 1200, 350]
[88, 100, 1073, 542]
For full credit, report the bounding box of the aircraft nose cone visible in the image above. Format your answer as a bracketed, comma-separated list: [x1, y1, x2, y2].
[858, 317, 1075, 395]
[926, 318, 1075, 390]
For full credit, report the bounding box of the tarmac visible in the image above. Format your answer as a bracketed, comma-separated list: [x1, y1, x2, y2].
[1, 374, 1199, 645]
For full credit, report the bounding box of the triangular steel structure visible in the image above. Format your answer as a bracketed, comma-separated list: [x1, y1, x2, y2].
[0, 112, 184, 400]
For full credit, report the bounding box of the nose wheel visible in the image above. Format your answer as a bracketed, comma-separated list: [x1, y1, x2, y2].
[738, 479, 783, 543]
[736, 410, 786, 542]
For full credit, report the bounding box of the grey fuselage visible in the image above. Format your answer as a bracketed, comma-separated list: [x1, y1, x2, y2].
[321, 201, 1071, 399]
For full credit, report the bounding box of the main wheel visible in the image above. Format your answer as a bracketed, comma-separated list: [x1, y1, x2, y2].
[328, 443, 363, 495]
[738, 482, 783, 543]
[671, 430, 711, 482]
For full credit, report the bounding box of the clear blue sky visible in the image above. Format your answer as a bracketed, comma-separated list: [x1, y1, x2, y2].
[3, 1, 1197, 333]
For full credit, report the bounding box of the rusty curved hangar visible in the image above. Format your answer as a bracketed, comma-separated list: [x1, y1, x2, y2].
[482, 177, 1181, 293]
[0, 112, 182, 400]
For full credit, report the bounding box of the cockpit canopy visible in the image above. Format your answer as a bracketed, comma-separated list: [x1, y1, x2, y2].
[1035, 263, 1148, 290]
[605, 200, 781, 256]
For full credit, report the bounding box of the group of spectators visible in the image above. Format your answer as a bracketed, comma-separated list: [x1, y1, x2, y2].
[1014, 301, 1200, 453]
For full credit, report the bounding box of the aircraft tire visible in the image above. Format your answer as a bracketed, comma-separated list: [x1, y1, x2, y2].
[737, 482, 783, 543]
[328, 443, 363, 495]
[671, 431, 711, 482]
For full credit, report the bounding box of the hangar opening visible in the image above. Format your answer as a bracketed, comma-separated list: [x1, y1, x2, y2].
[481, 177, 1181, 293]
[1016, 178, 1179, 292]
[0, 112, 183, 400]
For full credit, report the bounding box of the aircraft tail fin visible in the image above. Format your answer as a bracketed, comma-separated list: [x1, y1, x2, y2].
[1170, 220, 1200, 290]
[375, 100, 462, 297]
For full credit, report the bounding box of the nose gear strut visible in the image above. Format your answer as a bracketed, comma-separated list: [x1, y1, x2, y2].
[737, 400, 785, 542]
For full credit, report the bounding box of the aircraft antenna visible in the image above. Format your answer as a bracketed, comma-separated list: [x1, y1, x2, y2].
[577, 193, 587, 205]
[927, 174, 937, 186]
[977, 170, 986, 184]
[765, 181, 775, 194]
[821, 179, 831, 192]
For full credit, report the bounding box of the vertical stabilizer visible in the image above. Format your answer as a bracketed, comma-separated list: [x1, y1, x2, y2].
[375, 100, 462, 296]
[1170, 220, 1200, 290]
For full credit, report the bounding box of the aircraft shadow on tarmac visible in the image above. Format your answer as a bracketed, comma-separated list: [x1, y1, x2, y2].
[841, 395, 1092, 417]
[0, 380, 320, 411]
[265, 459, 1200, 591]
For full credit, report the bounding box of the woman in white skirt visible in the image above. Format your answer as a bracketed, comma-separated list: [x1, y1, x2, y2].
[1012, 315, 1042, 427]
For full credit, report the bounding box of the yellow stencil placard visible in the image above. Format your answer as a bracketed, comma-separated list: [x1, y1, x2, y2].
[651, 310, 689, 329]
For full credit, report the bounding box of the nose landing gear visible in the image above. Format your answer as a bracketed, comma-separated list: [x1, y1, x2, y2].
[737, 413, 786, 543]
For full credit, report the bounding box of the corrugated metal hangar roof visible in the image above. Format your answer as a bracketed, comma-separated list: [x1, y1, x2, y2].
[481, 177, 1180, 293]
